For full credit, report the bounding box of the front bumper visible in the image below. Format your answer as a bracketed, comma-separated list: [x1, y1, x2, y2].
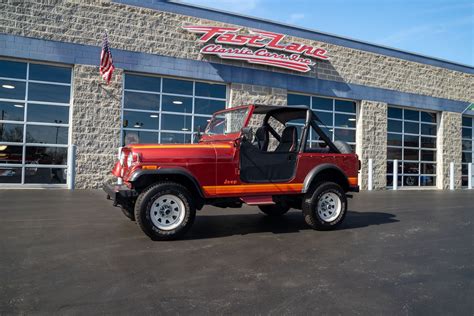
[103, 182, 138, 207]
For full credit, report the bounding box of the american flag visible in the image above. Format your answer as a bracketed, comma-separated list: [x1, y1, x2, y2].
[100, 32, 115, 84]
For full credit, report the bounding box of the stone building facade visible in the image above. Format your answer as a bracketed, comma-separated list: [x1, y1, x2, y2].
[0, 0, 472, 190]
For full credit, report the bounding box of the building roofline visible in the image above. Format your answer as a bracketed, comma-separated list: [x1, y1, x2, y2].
[113, 0, 474, 74]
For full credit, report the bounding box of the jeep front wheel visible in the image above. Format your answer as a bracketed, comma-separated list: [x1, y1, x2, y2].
[135, 182, 196, 240]
[302, 182, 347, 230]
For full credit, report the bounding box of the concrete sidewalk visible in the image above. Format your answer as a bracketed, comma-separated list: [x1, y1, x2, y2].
[0, 189, 472, 314]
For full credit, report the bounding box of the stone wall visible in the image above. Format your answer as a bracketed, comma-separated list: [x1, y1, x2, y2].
[0, 0, 472, 103]
[437, 111, 462, 189]
[72, 65, 123, 189]
[356, 100, 388, 190]
[230, 84, 287, 107]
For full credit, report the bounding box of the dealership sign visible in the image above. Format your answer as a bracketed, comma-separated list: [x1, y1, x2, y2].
[183, 25, 329, 73]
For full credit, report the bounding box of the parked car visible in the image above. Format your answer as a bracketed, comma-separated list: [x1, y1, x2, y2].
[104, 105, 360, 240]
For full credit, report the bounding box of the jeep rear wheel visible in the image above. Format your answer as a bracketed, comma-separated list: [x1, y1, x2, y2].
[302, 182, 347, 230]
[135, 182, 195, 240]
[258, 204, 290, 216]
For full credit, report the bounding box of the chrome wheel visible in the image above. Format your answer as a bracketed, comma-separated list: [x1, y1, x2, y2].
[150, 194, 185, 230]
[317, 192, 342, 222]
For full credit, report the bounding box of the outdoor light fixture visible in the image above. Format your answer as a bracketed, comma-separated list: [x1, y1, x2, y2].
[1, 84, 15, 89]
[0, 145, 7, 151]
[13, 104, 24, 108]
[172, 100, 183, 105]
[149, 114, 158, 118]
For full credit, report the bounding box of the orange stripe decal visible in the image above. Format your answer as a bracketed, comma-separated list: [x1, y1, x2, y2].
[203, 183, 303, 195]
[131, 145, 232, 149]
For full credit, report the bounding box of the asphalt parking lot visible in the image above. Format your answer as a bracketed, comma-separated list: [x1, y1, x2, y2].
[0, 189, 473, 315]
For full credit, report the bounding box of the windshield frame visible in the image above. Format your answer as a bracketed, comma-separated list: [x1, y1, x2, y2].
[200, 105, 253, 142]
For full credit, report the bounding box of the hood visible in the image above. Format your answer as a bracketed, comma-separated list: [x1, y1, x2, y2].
[126, 142, 234, 164]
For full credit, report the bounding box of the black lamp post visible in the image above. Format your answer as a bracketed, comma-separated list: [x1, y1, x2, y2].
[54, 120, 62, 144]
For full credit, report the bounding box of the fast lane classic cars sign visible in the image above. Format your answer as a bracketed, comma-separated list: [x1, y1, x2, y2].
[183, 25, 329, 73]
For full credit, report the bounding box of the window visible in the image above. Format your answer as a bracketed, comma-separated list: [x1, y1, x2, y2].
[122, 74, 227, 145]
[287, 93, 357, 151]
[0, 59, 71, 185]
[462, 116, 473, 187]
[386, 106, 437, 187]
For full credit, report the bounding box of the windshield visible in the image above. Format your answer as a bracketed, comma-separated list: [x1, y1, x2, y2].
[205, 108, 249, 135]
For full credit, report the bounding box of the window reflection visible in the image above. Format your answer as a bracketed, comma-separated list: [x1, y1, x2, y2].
[0, 123, 23, 142]
[27, 104, 69, 124]
[162, 78, 193, 95]
[161, 95, 192, 113]
[29, 64, 71, 83]
[0, 80, 26, 100]
[123, 74, 226, 145]
[0, 60, 71, 185]
[125, 74, 161, 92]
[24, 167, 66, 184]
[161, 133, 191, 144]
[0, 60, 27, 79]
[123, 111, 159, 130]
[404, 109, 419, 121]
[312, 97, 333, 111]
[28, 83, 70, 103]
[161, 114, 192, 131]
[124, 91, 160, 111]
[0, 145, 23, 164]
[0, 167, 22, 183]
[194, 98, 225, 115]
[0, 101, 24, 121]
[25, 146, 67, 165]
[287, 94, 310, 107]
[26, 125, 68, 144]
[123, 130, 158, 145]
[193, 116, 212, 131]
[195, 82, 226, 98]
[335, 100, 356, 113]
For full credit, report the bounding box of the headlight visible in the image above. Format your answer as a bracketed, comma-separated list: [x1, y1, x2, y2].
[119, 150, 126, 166]
[127, 152, 133, 167]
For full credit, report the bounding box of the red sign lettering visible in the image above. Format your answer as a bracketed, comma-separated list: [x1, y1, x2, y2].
[183, 25, 329, 73]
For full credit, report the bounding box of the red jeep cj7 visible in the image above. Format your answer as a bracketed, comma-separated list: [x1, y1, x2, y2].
[104, 105, 359, 240]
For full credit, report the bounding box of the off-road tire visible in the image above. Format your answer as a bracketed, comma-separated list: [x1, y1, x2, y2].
[134, 182, 196, 240]
[258, 204, 290, 216]
[302, 182, 347, 230]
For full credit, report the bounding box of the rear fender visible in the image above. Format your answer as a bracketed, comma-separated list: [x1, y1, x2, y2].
[303, 164, 349, 193]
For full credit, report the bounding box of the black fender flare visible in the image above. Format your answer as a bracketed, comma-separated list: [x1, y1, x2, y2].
[302, 164, 349, 193]
[129, 168, 205, 198]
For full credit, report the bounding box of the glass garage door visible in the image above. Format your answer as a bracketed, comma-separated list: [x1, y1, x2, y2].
[0, 59, 71, 186]
[287, 93, 357, 151]
[122, 74, 227, 145]
[462, 116, 473, 187]
[387, 106, 438, 188]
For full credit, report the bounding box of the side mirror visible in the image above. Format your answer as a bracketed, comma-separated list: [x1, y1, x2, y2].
[194, 125, 203, 142]
[241, 127, 253, 142]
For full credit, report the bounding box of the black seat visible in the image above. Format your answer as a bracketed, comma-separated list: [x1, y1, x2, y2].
[253, 126, 269, 151]
[275, 126, 298, 152]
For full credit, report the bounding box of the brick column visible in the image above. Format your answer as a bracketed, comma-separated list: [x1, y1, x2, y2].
[437, 111, 462, 189]
[71, 65, 123, 189]
[230, 83, 287, 107]
[356, 100, 388, 190]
